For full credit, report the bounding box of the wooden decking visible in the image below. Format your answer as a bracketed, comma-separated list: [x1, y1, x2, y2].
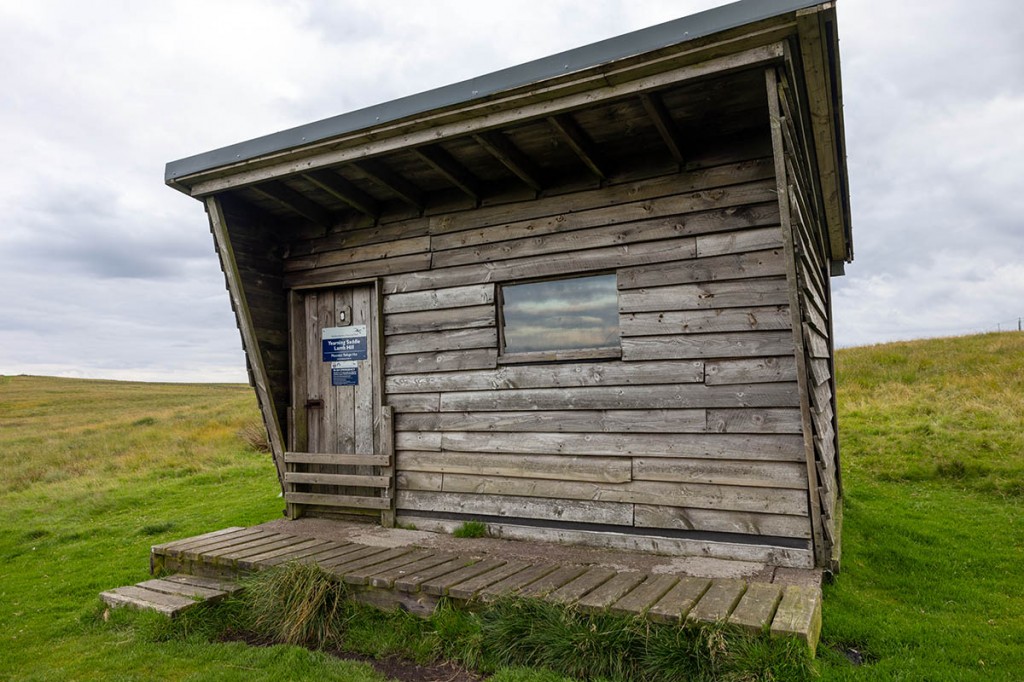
[149, 526, 821, 652]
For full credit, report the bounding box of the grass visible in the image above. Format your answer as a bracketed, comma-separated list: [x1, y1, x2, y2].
[453, 520, 489, 538]
[1, 331, 1023, 679]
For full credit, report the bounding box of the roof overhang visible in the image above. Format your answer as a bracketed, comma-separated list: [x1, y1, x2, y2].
[166, 0, 851, 261]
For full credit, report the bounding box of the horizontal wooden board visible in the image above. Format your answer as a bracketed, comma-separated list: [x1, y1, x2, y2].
[383, 238, 696, 294]
[385, 327, 497, 355]
[285, 252, 432, 289]
[284, 472, 390, 487]
[284, 452, 390, 466]
[705, 357, 798, 385]
[284, 492, 391, 509]
[395, 409, 707, 434]
[706, 408, 803, 434]
[384, 305, 495, 335]
[621, 331, 795, 361]
[617, 277, 790, 313]
[440, 474, 808, 516]
[396, 450, 633, 483]
[290, 217, 429, 257]
[618, 249, 786, 289]
[386, 360, 704, 394]
[428, 158, 776, 234]
[437, 382, 802, 411]
[385, 348, 498, 375]
[285, 235, 430, 272]
[695, 226, 784, 258]
[396, 470, 443, 491]
[632, 457, 806, 489]
[395, 431, 443, 451]
[620, 307, 790, 336]
[397, 490, 632, 525]
[387, 392, 440, 413]
[432, 431, 805, 461]
[431, 181, 778, 254]
[633, 505, 811, 539]
[383, 284, 495, 314]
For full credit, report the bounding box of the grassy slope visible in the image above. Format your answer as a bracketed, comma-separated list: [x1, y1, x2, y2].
[1, 332, 1022, 680]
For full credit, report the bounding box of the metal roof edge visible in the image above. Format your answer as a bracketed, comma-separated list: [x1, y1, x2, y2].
[165, 0, 824, 185]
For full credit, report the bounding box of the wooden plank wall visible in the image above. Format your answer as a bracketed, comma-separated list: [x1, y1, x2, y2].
[218, 199, 290, 440]
[773, 65, 841, 563]
[282, 146, 815, 567]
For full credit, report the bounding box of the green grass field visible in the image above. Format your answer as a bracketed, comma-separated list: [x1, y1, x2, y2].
[1, 332, 1022, 680]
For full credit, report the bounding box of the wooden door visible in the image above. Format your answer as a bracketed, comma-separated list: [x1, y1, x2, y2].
[286, 282, 393, 522]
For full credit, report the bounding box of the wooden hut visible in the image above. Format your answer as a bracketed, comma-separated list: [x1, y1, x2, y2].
[166, 0, 851, 571]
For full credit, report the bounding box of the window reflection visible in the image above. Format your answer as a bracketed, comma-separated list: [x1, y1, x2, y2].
[501, 274, 619, 353]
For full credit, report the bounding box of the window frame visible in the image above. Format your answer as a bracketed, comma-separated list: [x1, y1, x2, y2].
[496, 272, 622, 365]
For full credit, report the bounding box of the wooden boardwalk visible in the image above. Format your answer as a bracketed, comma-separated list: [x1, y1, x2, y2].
[148, 526, 821, 652]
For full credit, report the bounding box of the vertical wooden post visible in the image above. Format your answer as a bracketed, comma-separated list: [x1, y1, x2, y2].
[379, 405, 396, 527]
[766, 67, 826, 567]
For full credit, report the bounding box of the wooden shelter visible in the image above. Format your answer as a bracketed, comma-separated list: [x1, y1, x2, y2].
[166, 0, 851, 571]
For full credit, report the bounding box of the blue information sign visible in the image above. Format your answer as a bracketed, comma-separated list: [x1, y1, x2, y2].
[322, 325, 368, 362]
[331, 362, 359, 386]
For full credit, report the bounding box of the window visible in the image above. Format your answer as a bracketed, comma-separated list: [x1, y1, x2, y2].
[499, 274, 620, 361]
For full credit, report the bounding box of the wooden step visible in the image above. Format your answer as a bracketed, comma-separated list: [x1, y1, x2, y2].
[100, 573, 240, 617]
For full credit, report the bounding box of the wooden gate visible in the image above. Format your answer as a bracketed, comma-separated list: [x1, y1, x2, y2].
[286, 282, 394, 524]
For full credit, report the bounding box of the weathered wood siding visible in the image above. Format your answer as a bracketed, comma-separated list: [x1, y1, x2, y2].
[770, 64, 842, 565]
[282, 141, 815, 566]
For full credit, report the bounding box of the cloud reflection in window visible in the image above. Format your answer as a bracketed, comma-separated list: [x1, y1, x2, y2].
[501, 274, 619, 353]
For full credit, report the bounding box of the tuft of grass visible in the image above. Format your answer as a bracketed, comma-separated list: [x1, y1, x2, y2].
[237, 419, 271, 453]
[452, 520, 488, 538]
[240, 562, 348, 648]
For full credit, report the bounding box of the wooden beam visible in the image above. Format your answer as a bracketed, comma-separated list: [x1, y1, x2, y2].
[413, 146, 481, 202]
[205, 196, 287, 490]
[796, 5, 847, 262]
[472, 131, 543, 192]
[352, 160, 424, 212]
[250, 180, 334, 226]
[547, 114, 607, 180]
[186, 43, 787, 195]
[303, 170, 379, 219]
[639, 93, 685, 165]
[766, 67, 825, 567]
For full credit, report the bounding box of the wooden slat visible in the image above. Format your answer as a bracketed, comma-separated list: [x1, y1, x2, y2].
[705, 357, 798, 386]
[394, 557, 476, 593]
[284, 472, 390, 487]
[441, 475, 808, 517]
[633, 504, 811, 539]
[396, 490, 633, 526]
[385, 349, 498, 374]
[617, 277, 789, 313]
[367, 553, 459, 589]
[383, 284, 495, 314]
[284, 492, 390, 510]
[545, 566, 617, 604]
[576, 572, 647, 613]
[438, 382, 802, 411]
[396, 451, 632, 484]
[383, 305, 495, 335]
[695, 226, 784, 258]
[620, 307, 791, 336]
[478, 564, 561, 601]
[609, 574, 680, 616]
[640, 92, 685, 164]
[343, 550, 436, 586]
[384, 327, 497, 355]
[412, 146, 481, 202]
[770, 584, 822, 653]
[421, 559, 509, 596]
[386, 361, 704, 394]
[284, 452, 390, 466]
[152, 526, 247, 552]
[285, 235, 430, 272]
[447, 560, 534, 600]
[647, 577, 711, 623]
[473, 132, 543, 191]
[621, 330, 795, 361]
[304, 170, 379, 218]
[729, 582, 784, 632]
[706, 408, 803, 434]
[618, 248, 786, 289]
[687, 579, 746, 623]
[547, 114, 607, 179]
[395, 409, 707, 434]
[353, 160, 424, 211]
[517, 565, 590, 599]
[632, 458, 806, 489]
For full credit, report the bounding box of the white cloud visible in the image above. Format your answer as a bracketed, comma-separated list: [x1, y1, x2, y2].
[0, 0, 1022, 381]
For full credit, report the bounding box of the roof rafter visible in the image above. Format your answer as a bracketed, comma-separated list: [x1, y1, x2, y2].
[413, 146, 481, 203]
[639, 93, 686, 166]
[547, 114, 608, 181]
[472, 132, 543, 193]
[352, 160, 424, 212]
[250, 180, 334, 226]
[303, 170, 379, 219]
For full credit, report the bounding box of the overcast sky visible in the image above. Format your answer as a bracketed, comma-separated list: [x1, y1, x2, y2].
[1, 0, 1022, 382]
